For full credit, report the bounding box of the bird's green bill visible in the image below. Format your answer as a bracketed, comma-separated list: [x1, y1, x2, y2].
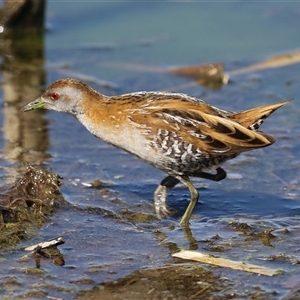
[20, 98, 45, 112]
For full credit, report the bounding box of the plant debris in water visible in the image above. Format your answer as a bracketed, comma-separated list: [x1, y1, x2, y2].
[0, 164, 66, 250]
[169, 62, 228, 89]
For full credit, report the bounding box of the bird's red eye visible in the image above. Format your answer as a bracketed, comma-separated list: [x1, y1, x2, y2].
[50, 92, 60, 101]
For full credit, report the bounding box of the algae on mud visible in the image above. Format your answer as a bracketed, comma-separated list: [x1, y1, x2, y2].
[0, 165, 66, 250]
[75, 264, 279, 300]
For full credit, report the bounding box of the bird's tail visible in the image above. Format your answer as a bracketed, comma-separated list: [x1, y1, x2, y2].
[228, 99, 292, 131]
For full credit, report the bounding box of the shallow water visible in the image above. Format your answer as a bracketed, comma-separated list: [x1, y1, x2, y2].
[1, 1, 300, 299]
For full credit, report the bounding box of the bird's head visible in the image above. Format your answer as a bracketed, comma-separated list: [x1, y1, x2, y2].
[21, 78, 96, 116]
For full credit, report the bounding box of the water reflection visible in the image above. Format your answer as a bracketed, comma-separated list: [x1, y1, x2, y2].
[0, 1, 50, 166]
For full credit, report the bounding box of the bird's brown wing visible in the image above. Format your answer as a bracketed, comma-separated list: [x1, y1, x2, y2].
[129, 106, 275, 156]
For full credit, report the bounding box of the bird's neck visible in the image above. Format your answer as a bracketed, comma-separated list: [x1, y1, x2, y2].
[76, 97, 151, 159]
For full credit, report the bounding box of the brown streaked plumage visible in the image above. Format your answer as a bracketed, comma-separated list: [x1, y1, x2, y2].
[21, 78, 292, 226]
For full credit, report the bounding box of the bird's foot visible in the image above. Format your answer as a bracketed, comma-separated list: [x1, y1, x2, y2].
[153, 184, 172, 219]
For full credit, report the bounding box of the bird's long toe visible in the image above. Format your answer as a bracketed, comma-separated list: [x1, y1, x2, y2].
[154, 184, 173, 219]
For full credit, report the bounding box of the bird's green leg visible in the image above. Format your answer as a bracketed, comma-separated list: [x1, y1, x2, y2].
[177, 168, 226, 226]
[176, 175, 199, 227]
[154, 167, 226, 223]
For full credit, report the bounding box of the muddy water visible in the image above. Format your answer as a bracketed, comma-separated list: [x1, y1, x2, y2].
[1, 2, 300, 299]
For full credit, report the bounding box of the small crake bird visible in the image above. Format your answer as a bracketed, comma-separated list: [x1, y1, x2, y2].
[21, 78, 291, 227]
